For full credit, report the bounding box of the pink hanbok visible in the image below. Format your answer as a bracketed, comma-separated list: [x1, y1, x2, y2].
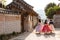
[36, 23, 42, 33]
[49, 24, 55, 33]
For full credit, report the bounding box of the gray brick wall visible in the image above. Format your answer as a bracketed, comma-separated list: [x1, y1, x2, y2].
[53, 15, 60, 28]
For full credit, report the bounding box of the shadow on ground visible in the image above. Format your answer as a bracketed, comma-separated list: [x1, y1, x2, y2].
[10, 32, 32, 40]
[35, 33, 55, 38]
[43, 33, 55, 38]
[35, 33, 42, 37]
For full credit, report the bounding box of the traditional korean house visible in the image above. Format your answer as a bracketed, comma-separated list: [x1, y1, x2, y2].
[0, 0, 38, 34]
[6, 0, 38, 32]
[16, 0, 38, 31]
[0, 4, 22, 34]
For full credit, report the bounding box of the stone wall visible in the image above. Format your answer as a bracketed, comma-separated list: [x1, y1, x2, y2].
[0, 14, 21, 34]
[53, 15, 60, 28]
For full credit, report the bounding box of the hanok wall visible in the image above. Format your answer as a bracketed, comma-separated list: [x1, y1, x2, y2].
[53, 10, 60, 28]
[0, 9, 21, 34]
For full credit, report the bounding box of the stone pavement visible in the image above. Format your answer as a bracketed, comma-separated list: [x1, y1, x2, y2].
[9, 28, 60, 40]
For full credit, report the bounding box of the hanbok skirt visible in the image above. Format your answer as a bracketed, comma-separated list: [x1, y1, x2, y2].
[49, 24, 55, 33]
[36, 25, 40, 32]
[42, 26, 52, 33]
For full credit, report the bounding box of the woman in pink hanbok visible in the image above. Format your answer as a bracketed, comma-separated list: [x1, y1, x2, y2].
[36, 19, 42, 34]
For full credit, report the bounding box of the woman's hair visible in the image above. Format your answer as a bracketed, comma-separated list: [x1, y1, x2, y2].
[44, 20, 47, 24]
[39, 19, 41, 22]
[49, 20, 54, 25]
[50, 20, 52, 21]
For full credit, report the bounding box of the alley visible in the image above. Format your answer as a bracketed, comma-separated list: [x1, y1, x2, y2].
[9, 28, 60, 40]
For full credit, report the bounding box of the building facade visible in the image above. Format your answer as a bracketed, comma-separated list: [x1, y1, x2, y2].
[53, 10, 60, 28]
[0, 0, 38, 34]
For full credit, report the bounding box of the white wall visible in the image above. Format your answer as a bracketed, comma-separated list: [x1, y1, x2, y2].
[0, 14, 21, 34]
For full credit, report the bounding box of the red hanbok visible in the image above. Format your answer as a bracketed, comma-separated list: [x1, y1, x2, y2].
[42, 24, 52, 33]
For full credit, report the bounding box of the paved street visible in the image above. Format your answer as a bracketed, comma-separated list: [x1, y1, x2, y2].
[9, 28, 60, 40]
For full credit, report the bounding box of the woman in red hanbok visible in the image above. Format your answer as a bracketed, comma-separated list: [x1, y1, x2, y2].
[42, 20, 52, 34]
